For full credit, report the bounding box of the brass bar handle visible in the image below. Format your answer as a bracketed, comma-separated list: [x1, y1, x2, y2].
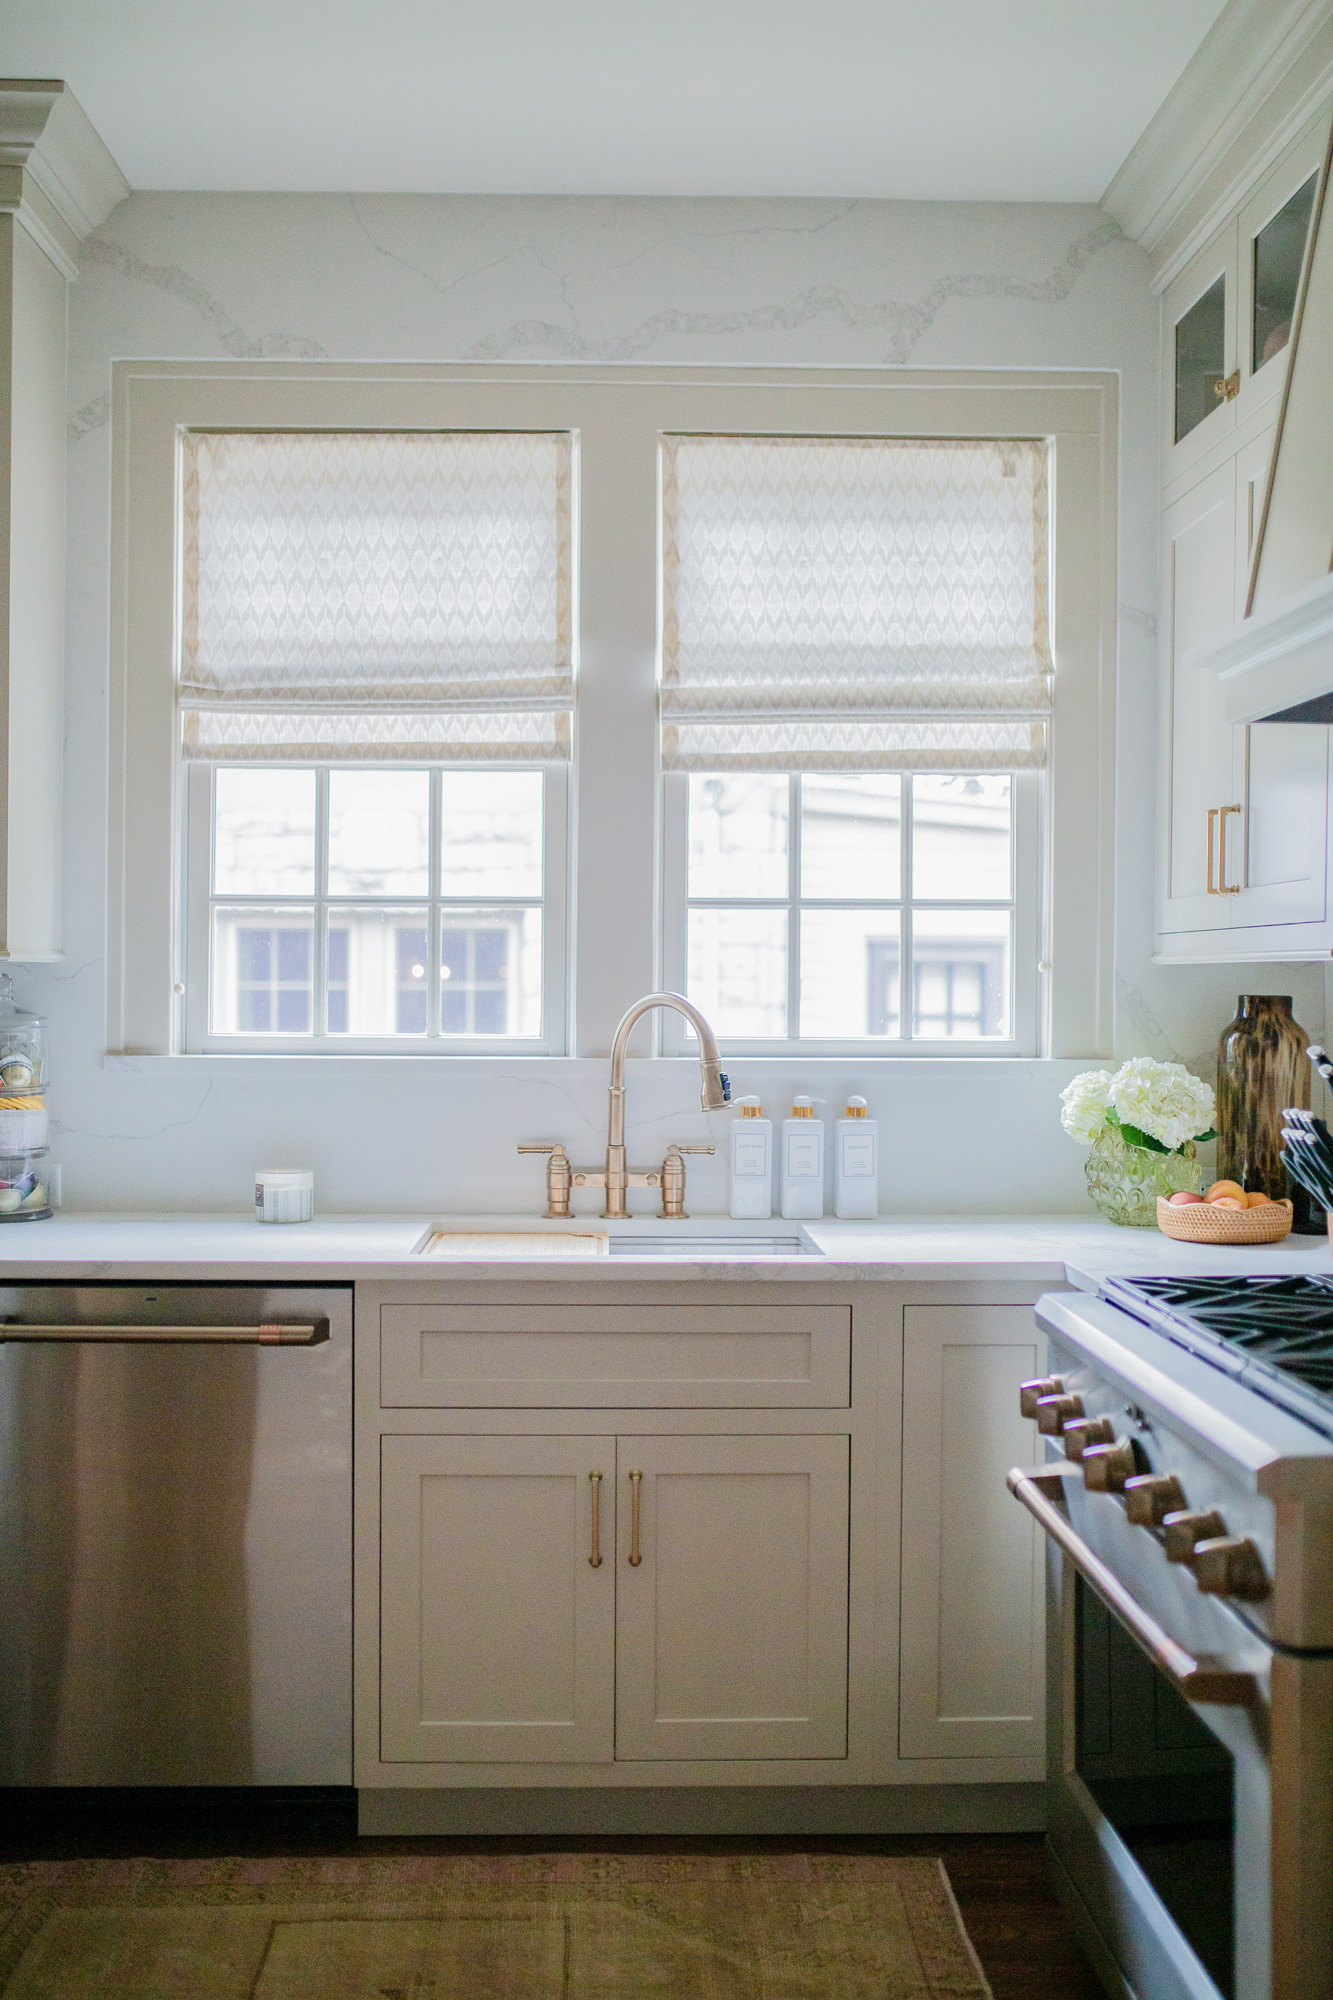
[1219, 803, 1243, 894]
[628, 1469, 643, 1565]
[1007, 1466, 1259, 1707]
[0, 1321, 326, 1345]
[1206, 807, 1220, 894]
[588, 1471, 603, 1568]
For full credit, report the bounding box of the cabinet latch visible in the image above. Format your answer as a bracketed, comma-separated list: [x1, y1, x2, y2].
[1212, 369, 1241, 403]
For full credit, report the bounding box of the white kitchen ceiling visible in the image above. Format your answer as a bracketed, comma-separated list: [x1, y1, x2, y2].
[1, 0, 1229, 201]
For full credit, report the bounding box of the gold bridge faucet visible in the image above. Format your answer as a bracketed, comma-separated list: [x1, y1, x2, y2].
[519, 992, 729, 1220]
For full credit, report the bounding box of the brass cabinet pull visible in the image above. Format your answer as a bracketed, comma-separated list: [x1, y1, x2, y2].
[628, 1469, 643, 1565]
[1206, 806, 1243, 895]
[588, 1471, 603, 1568]
[1206, 808, 1220, 894]
[1218, 804, 1242, 893]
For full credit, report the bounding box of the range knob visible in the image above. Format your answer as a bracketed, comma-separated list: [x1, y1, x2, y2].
[1161, 1508, 1227, 1563]
[1062, 1416, 1114, 1461]
[1193, 1535, 1271, 1602]
[1123, 1473, 1186, 1526]
[1035, 1393, 1084, 1435]
[1082, 1438, 1137, 1492]
[1019, 1376, 1065, 1418]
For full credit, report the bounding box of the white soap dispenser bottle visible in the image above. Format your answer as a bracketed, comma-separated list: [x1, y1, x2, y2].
[780, 1096, 825, 1219]
[833, 1095, 879, 1218]
[729, 1098, 773, 1220]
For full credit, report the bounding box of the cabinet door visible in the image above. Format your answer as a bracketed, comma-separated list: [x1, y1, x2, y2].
[380, 1436, 614, 1763]
[1236, 114, 1325, 431]
[614, 1434, 849, 1761]
[899, 1306, 1044, 1760]
[1232, 721, 1329, 928]
[1160, 461, 1240, 932]
[1163, 224, 1238, 483]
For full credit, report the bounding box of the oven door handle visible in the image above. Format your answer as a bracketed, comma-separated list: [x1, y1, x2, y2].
[1008, 1466, 1260, 1708]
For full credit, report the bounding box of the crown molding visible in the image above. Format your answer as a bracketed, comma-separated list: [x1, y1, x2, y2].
[1103, 0, 1333, 291]
[0, 79, 129, 279]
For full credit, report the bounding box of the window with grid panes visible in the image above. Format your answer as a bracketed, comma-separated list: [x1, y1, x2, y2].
[659, 433, 1047, 1052]
[179, 429, 570, 1050]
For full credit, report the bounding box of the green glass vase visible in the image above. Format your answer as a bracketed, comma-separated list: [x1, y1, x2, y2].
[1084, 1125, 1202, 1227]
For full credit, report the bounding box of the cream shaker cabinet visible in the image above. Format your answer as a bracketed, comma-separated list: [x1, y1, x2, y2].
[380, 1430, 850, 1768]
[358, 1283, 1049, 1810]
[897, 1305, 1046, 1763]
[380, 1434, 616, 1765]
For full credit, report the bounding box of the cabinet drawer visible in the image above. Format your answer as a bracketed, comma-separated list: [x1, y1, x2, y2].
[379, 1303, 851, 1407]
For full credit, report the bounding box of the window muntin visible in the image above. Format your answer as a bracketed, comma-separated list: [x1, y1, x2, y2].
[195, 764, 557, 1047]
[674, 771, 1022, 1049]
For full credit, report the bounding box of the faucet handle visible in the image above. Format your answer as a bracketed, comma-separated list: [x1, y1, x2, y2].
[659, 1143, 714, 1221]
[517, 1143, 573, 1219]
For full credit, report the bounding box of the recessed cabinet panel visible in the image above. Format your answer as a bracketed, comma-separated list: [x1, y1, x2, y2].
[380, 1435, 614, 1763]
[614, 1434, 850, 1761]
[1161, 462, 1238, 932]
[380, 1304, 851, 1408]
[899, 1306, 1044, 1761]
[1233, 724, 1329, 928]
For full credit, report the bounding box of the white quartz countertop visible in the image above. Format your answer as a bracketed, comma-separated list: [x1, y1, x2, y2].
[0, 1211, 1328, 1286]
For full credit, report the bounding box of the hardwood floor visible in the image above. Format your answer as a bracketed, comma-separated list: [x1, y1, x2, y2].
[0, 1790, 1106, 2000]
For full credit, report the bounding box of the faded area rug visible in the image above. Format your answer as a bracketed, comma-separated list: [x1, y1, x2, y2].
[0, 1852, 992, 1998]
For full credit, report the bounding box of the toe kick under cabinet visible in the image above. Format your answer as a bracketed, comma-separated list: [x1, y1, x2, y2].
[354, 1281, 1050, 1797]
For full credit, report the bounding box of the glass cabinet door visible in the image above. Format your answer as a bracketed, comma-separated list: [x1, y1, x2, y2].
[1251, 172, 1317, 375]
[1174, 274, 1229, 444]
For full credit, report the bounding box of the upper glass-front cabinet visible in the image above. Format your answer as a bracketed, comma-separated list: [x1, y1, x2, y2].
[1163, 111, 1327, 480]
[1251, 173, 1317, 375]
[1174, 274, 1228, 444]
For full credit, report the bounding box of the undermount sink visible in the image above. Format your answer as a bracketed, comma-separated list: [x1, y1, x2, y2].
[413, 1227, 820, 1258]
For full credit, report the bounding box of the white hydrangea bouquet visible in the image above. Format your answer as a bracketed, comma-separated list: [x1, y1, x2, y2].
[1061, 1059, 1216, 1225]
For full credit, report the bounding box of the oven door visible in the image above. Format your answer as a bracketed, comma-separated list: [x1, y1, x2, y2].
[1011, 1464, 1271, 2000]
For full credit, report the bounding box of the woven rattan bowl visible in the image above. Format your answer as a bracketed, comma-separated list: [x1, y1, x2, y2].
[1156, 1196, 1293, 1244]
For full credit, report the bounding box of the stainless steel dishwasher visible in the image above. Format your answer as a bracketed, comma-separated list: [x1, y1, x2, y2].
[0, 1283, 352, 1786]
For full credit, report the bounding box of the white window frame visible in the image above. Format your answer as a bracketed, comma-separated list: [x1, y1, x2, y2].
[182, 761, 567, 1055]
[661, 769, 1041, 1057]
[108, 362, 1115, 1063]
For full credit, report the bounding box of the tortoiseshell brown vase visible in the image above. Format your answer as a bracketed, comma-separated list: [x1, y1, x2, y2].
[1216, 995, 1322, 1233]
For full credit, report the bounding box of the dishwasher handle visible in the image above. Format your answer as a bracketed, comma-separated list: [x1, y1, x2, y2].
[1007, 1464, 1260, 1708]
[0, 1319, 328, 1345]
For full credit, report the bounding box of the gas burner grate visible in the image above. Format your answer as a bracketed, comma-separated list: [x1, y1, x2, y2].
[1104, 1274, 1333, 1421]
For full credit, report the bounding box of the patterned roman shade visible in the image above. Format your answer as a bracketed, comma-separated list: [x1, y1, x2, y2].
[179, 431, 574, 761]
[659, 434, 1051, 771]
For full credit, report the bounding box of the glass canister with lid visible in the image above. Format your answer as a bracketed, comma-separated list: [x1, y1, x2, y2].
[0, 975, 51, 1216]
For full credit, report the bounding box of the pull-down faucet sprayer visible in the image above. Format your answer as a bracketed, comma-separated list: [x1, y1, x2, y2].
[602, 993, 730, 1218]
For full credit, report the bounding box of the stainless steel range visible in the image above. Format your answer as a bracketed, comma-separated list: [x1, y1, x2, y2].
[1014, 1275, 1333, 2000]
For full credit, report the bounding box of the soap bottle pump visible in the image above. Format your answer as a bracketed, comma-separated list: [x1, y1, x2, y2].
[833, 1095, 879, 1219]
[728, 1097, 773, 1220]
[780, 1096, 825, 1219]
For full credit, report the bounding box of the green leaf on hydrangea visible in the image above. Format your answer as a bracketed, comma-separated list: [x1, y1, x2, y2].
[1194, 1128, 1217, 1145]
[1116, 1121, 1171, 1154]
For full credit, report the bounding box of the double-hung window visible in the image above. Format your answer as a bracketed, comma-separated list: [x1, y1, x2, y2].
[659, 436, 1047, 1052]
[109, 364, 1113, 1063]
[178, 430, 570, 1051]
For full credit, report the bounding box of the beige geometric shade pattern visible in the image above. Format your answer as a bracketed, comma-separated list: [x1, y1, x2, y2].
[180, 431, 573, 762]
[660, 434, 1051, 771]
